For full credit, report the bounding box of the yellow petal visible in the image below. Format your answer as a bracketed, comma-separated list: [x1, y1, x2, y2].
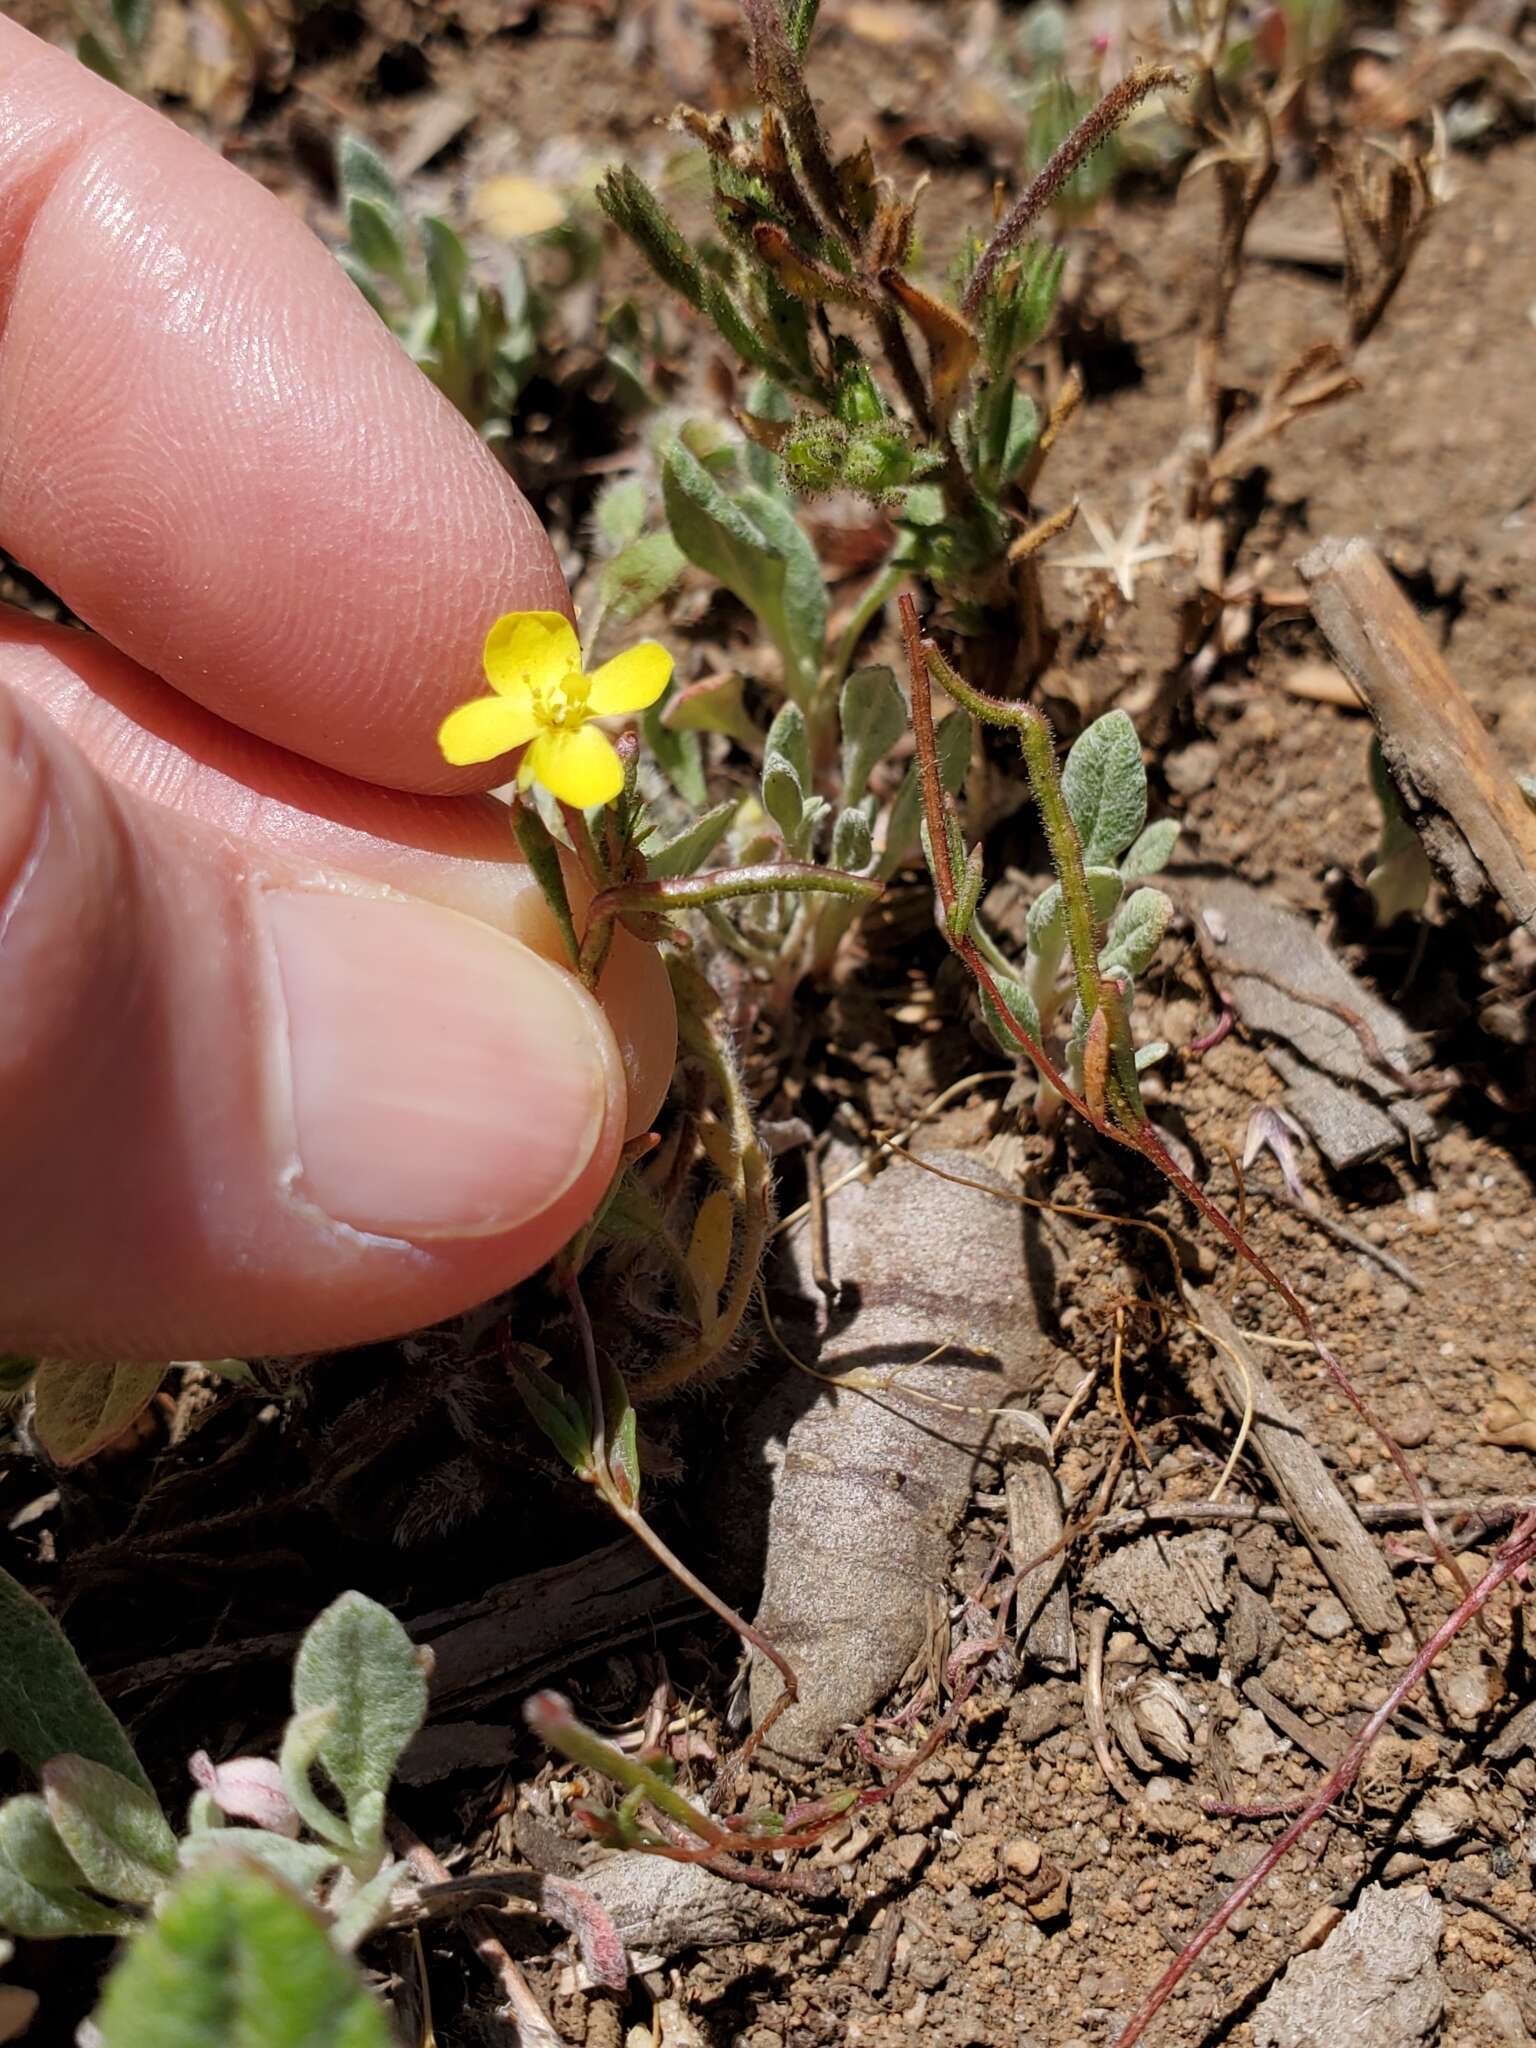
[522, 725, 625, 808]
[482, 611, 580, 696]
[437, 693, 540, 766]
[587, 641, 673, 717]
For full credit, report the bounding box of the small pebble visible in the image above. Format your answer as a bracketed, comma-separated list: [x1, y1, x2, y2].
[1305, 1597, 1352, 1642]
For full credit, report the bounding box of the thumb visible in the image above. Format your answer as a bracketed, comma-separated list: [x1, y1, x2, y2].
[0, 683, 628, 1360]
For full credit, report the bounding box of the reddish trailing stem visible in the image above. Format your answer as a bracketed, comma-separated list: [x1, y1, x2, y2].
[1113, 1514, 1536, 2048]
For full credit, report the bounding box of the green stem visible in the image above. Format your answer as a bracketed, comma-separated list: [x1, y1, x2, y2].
[922, 639, 1101, 1024]
[525, 1693, 726, 1845]
[592, 861, 881, 921]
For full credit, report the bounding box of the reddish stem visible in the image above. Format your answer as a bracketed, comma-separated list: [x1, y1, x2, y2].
[1113, 1514, 1536, 2048]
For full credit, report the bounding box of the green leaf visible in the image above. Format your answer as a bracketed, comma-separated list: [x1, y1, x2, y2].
[0, 1564, 150, 1791]
[327, 1859, 406, 1953]
[110, 0, 154, 51]
[592, 478, 648, 552]
[277, 1709, 351, 1855]
[507, 1358, 595, 1477]
[762, 701, 810, 840]
[736, 485, 827, 684]
[75, 30, 126, 84]
[641, 702, 707, 807]
[179, 1830, 342, 1896]
[832, 807, 873, 870]
[0, 1798, 131, 1939]
[291, 1596, 428, 1859]
[600, 1361, 642, 1511]
[877, 710, 970, 880]
[512, 803, 579, 972]
[949, 843, 986, 939]
[981, 972, 1043, 1058]
[32, 1360, 166, 1468]
[0, 1796, 89, 1896]
[1120, 817, 1180, 879]
[662, 441, 818, 697]
[646, 799, 741, 880]
[93, 1860, 396, 2048]
[598, 530, 686, 626]
[43, 1757, 177, 1906]
[1060, 710, 1147, 867]
[1100, 887, 1172, 978]
[336, 133, 401, 218]
[783, 0, 822, 58]
[346, 197, 408, 287]
[1026, 867, 1125, 953]
[334, 252, 386, 317]
[839, 666, 905, 800]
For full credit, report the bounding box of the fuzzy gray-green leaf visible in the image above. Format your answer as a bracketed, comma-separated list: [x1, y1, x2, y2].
[1061, 710, 1147, 867]
[179, 1829, 342, 1896]
[43, 1756, 177, 1906]
[1120, 817, 1180, 879]
[646, 799, 741, 880]
[839, 666, 906, 800]
[982, 972, 1043, 1057]
[1100, 887, 1173, 978]
[291, 1595, 428, 1855]
[93, 1860, 396, 2048]
[0, 1565, 150, 1791]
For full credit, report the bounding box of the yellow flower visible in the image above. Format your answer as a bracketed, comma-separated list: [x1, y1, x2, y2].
[438, 611, 673, 808]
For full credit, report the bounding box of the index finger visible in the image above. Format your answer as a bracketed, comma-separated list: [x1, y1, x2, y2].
[0, 19, 569, 794]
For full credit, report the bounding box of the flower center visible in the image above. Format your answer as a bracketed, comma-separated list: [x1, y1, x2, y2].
[529, 669, 591, 732]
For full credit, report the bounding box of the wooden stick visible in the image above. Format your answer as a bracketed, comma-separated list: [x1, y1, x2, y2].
[1301, 536, 1536, 932]
[1000, 1411, 1076, 1673]
[1188, 1286, 1406, 1637]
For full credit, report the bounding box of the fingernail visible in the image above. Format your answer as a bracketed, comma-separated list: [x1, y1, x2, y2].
[266, 890, 612, 1239]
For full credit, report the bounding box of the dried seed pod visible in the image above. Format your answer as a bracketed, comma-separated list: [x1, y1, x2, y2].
[1127, 1674, 1197, 1769]
[1407, 1785, 1477, 1852]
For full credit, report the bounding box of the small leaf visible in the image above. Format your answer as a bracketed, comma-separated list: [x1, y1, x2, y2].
[0, 1564, 150, 1790]
[646, 799, 741, 880]
[949, 843, 986, 939]
[92, 1860, 396, 2048]
[327, 1859, 407, 1952]
[684, 1190, 734, 1326]
[345, 196, 408, 287]
[839, 666, 906, 800]
[109, 0, 154, 52]
[1120, 817, 1180, 879]
[599, 1362, 642, 1512]
[832, 806, 874, 870]
[878, 710, 969, 879]
[598, 531, 686, 626]
[0, 1802, 131, 1940]
[880, 270, 979, 418]
[0, 1796, 88, 1896]
[642, 702, 707, 807]
[1101, 887, 1173, 978]
[1026, 868, 1125, 952]
[76, 30, 126, 84]
[291, 1597, 428, 1858]
[981, 973, 1043, 1058]
[1060, 710, 1147, 867]
[278, 1708, 352, 1854]
[591, 478, 648, 552]
[735, 485, 827, 688]
[762, 702, 810, 840]
[661, 672, 759, 749]
[178, 1829, 341, 1896]
[336, 133, 401, 218]
[43, 1756, 177, 1906]
[32, 1361, 166, 1468]
[511, 804, 579, 971]
[661, 442, 812, 698]
[507, 1356, 595, 1477]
